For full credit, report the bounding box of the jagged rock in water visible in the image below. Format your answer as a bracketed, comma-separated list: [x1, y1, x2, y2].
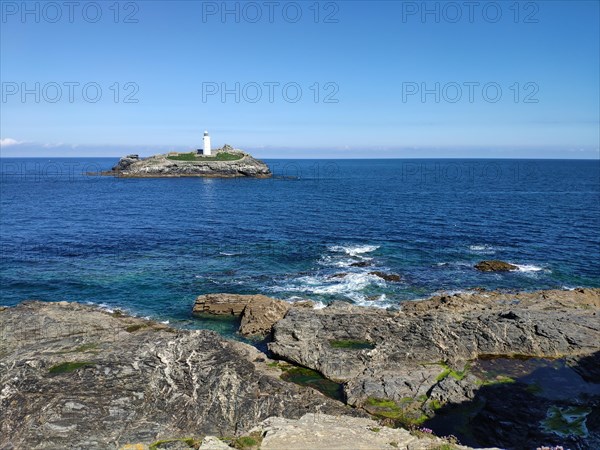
[112, 154, 140, 172]
[369, 271, 402, 282]
[350, 261, 371, 267]
[474, 260, 518, 272]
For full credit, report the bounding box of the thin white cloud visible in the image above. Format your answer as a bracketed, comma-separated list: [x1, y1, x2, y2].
[0, 138, 23, 148]
[42, 142, 66, 148]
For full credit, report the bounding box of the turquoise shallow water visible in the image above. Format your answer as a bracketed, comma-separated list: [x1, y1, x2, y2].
[1, 158, 599, 331]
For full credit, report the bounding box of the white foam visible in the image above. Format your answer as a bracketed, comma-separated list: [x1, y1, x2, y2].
[353, 294, 393, 309]
[271, 272, 385, 303]
[96, 303, 114, 314]
[328, 244, 380, 257]
[468, 244, 497, 255]
[430, 289, 466, 297]
[435, 261, 472, 268]
[514, 264, 545, 273]
[330, 258, 372, 267]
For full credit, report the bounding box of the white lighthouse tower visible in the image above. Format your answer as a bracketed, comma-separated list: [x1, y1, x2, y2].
[203, 131, 211, 156]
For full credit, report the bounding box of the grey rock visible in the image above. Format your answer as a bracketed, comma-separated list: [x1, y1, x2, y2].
[239, 297, 291, 336]
[199, 436, 231, 449]
[369, 271, 402, 282]
[192, 293, 273, 316]
[253, 413, 494, 450]
[112, 154, 140, 172]
[0, 301, 358, 449]
[428, 373, 479, 407]
[269, 289, 600, 407]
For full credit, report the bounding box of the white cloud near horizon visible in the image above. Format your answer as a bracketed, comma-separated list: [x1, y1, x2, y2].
[0, 138, 23, 148]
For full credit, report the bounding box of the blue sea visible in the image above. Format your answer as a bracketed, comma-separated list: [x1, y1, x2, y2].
[1, 158, 599, 332]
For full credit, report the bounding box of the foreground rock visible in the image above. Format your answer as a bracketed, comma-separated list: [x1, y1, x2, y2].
[193, 293, 312, 336]
[0, 301, 357, 449]
[269, 288, 600, 447]
[252, 413, 496, 450]
[120, 413, 489, 450]
[474, 260, 518, 271]
[99, 147, 271, 178]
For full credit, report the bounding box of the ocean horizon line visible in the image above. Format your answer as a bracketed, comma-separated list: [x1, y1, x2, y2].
[1, 156, 599, 161]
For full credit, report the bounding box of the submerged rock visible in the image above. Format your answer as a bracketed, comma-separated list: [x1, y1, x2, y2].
[350, 261, 371, 267]
[329, 272, 348, 279]
[369, 271, 402, 282]
[474, 260, 518, 272]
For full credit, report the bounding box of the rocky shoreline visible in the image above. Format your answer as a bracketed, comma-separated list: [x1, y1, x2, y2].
[96, 146, 272, 178]
[2, 288, 599, 449]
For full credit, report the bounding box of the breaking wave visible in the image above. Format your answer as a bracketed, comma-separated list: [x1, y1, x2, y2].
[327, 244, 380, 257]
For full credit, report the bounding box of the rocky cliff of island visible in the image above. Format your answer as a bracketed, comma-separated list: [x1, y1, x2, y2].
[102, 145, 271, 178]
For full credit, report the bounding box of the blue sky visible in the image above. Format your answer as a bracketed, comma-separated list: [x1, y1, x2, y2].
[1, 0, 599, 158]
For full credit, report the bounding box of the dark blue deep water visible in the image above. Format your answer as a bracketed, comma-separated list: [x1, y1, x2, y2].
[1, 158, 599, 331]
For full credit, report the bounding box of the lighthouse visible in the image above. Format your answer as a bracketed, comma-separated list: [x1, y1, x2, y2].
[203, 131, 211, 156]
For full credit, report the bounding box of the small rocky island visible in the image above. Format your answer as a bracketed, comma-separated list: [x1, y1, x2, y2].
[102, 145, 271, 178]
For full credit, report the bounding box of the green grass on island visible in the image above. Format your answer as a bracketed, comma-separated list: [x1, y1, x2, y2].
[166, 152, 243, 162]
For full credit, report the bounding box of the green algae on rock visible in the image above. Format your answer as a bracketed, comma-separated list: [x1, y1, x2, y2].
[541, 406, 592, 438]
